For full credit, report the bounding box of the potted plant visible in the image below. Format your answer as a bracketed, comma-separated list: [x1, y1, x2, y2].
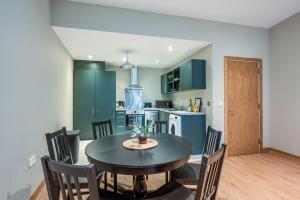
[131, 121, 154, 144]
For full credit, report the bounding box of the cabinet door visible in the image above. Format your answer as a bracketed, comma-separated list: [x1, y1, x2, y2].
[115, 111, 126, 134]
[95, 70, 116, 127]
[192, 59, 206, 89]
[161, 74, 168, 94]
[73, 69, 96, 140]
[180, 61, 192, 90]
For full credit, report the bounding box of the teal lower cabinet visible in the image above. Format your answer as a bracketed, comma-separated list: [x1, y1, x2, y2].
[115, 110, 126, 134]
[181, 114, 206, 155]
[73, 60, 116, 140]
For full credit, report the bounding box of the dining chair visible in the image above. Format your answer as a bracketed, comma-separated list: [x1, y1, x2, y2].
[146, 120, 169, 183]
[41, 156, 135, 200]
[92, 119, 118, 192]
[150, 120, 169, 134]
[92, 119, 114, 140]
[147, 144, 227, 200]
[170, 126, 222, 185]
[45, 127, 73, 164]
[45, 127, 102, 198]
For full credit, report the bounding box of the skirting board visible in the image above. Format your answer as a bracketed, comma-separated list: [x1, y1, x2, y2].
[29, 180, 45, 200]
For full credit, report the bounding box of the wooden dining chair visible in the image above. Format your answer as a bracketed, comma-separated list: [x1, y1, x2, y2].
[45, 127, 102, 198]
[170, 126, 222, 185]
[150, 120, 169, 134]
[147, 144, 227, 200]
[92, 119, 118, 192]
[41, 156, 135, 200]
[92, 119, 113, 140]
[45, 127, 73, 164]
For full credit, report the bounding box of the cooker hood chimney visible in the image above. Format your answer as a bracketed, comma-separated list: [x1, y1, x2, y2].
[127, 66, 143, 89]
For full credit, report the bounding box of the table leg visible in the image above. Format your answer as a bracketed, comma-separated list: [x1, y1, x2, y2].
[133, 175, 147, 198]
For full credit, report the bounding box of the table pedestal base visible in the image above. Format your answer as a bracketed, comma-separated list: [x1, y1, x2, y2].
[133, 175, 147, 198]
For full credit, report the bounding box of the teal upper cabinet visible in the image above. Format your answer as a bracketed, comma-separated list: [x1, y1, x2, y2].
[73, 60, 116, 140]
[161, 74, 168, 94]
[180, 59, 206, 90]
[161, 59, 206, 94]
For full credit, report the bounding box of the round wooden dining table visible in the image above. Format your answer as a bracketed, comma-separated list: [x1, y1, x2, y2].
[85, 133, 192, 198]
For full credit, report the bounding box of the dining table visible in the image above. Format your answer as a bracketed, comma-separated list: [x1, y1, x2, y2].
[85, 132, 192, 198]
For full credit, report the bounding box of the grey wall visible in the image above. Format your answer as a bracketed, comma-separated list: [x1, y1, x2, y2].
[269, 12, 300, 156]
[0, 0, 73, 199]
[50, 0, 270, 147]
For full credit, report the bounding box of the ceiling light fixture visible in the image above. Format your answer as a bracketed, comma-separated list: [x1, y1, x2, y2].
[120, 51, 133, 69]
[155, 59, 159, 64]
[168, 45, 173, 52]
[88, 55, 93, 60]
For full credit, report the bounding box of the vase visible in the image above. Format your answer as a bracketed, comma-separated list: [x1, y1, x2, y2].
[138, 135, 147, 144]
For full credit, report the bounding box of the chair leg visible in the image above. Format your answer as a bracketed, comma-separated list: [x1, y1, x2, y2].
[165, 171, 169, 183]
[113, 173, 117, 193]
[104, 172, 108, 190]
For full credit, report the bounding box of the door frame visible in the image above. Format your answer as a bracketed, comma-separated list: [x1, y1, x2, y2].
[224, 56, 263, 154]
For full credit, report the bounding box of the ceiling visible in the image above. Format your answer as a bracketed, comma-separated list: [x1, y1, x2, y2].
[69, 0, 300, 28]
[53, 27, 210, 68]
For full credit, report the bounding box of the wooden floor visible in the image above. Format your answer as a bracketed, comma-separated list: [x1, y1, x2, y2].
[36, 150, 300, 200]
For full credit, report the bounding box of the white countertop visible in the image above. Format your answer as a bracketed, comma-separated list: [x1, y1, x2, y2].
[116, 107, 205, 116]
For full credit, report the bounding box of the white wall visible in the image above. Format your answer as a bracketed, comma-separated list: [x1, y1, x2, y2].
[50, 0, 270, 148]
[269, 12, 300, 156]
[106, 65, 165, 104]
[0, 0, 73, 199]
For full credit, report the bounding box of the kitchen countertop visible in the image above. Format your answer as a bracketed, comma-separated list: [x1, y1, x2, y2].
[116, 107, 205, 116]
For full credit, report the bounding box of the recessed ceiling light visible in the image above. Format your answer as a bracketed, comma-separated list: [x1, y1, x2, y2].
[88, 55, 93, 60]
[155, 59, 159, 64]
[168, 45, 173, 52]
[122, 57, 126, 62]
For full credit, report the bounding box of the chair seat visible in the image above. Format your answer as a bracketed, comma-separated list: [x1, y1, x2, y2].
[170, 163, 200, 185]
[86, 189, 135, 200]
[147, 181, 195, 200]
[62, 169, 104, 188]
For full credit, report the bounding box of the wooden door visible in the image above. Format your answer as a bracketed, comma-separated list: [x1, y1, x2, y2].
[224, 57, 262, 156]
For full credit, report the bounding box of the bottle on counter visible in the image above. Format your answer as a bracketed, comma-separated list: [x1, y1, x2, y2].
[188, 98, 192, 112]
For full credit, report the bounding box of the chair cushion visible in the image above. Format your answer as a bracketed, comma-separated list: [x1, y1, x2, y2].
[147, 181, 195, 200]
[170, 163, 200, 184]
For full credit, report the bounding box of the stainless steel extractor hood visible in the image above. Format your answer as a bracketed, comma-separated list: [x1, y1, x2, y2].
[126, 66, 143, 89]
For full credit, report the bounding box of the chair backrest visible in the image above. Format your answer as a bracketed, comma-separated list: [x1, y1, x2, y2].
[203, 126, 222, 155]
[92, 120, 113, 140]
[41, 156, 101, 200]
[195, 144, 227, 200]
[148, 120, 169, 134]
[46, 127, 73, 164]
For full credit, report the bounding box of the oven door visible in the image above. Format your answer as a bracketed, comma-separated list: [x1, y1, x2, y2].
[126, 114, 145, 130]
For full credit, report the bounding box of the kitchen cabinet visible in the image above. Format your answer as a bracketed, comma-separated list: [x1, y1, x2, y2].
[161, 74, 168, 94]
[159, 110, 170, 122]
[115, 110, 126, 134]
[181, 114, 206, 155]
[73, 60, 116, 140]
[180, 59, 206, 90]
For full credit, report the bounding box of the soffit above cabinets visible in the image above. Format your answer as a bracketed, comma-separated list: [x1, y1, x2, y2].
[68, 0, 300, 28]
[53, 27, 210, 69]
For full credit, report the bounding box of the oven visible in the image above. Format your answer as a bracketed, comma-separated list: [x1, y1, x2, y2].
[126, 110, 145, 130]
